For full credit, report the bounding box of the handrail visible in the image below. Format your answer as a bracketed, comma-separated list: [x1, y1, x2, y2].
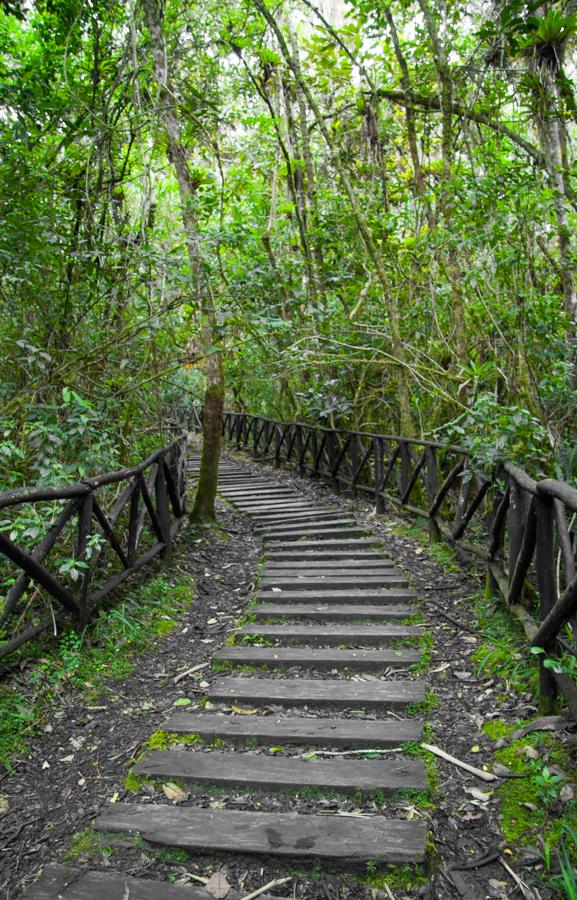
[0, 436, 188, 659]
[206, 407, 577, 719]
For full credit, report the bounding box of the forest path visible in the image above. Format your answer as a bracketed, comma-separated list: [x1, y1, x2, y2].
[22, 453, 432, 898]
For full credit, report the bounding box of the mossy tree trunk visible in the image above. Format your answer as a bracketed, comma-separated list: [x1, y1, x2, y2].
[142, 0, 223, 520]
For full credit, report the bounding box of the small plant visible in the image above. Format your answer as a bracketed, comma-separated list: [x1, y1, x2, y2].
[532, 763, 565, 806]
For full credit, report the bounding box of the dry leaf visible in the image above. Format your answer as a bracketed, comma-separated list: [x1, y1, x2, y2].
[465, 787, 492, 803]
[0, 796, 9, 816]
[162, 782, 190, 803]
[205, 871, 231, 899]
[231, 706, 258, 715]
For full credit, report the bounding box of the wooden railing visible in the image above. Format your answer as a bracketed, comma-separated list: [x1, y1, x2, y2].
[204, 409, 577, 717]
[0, 437, 187, 659]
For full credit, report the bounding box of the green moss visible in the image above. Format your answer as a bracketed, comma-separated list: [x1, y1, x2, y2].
[483, 719, 577, 868]
[361, 864, 429, 891]
[64, 828, 111, 862]
[124, 770, 148, 793]
[406, 689, 439, 715]
[155, 619, 176, 637]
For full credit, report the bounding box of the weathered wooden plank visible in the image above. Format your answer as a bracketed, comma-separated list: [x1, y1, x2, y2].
[214, 645, 420, 669]
[264, 527, 368, 542]
[260, 567, 403, 578]
[265, 539, 382, 551]
[262, 559, 395, 569]
[133, 749, 427, 795]
[264, 549, 389, 561]
[257, 519, 358, 534]
[259, 576, 409, 590]
[257, 590, 416, 604]
[163, 712, 424, 747]
[20, 865, 271, 899]
[252, 603, 417, 621]
[210, 677, 426, 709]
[235, 624, 420, 645]
[95, 804, 427, 864]
[254, 511, 344, 526]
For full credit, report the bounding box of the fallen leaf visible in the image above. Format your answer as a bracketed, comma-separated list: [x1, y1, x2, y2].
[561, 784, 574, 803]
[465, 787, 492, 803]
[524, 746, 540, 760]
[173, 698, 192, 707]
[162, 783, 189, 803]
[0, 796, 9, 816]
[204, 871, 231, 899]
[230, 706, 258, 715]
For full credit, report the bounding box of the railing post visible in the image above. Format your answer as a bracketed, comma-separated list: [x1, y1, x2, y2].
[350, 433, 360, 495]
[274, 425, 282, 468]
[373, 437, 385, 513]
[425, 446, 441, 542]
[508, 479, 525, 588]
[535, 494, 558, 711]
[155, 464, 171, 558]
[76, 493, 94, 627]
[296, 427, 305, 475]
[399, 442, 410, 501]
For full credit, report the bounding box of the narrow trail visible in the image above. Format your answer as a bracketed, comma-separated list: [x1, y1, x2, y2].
[21, 453, 431, 898]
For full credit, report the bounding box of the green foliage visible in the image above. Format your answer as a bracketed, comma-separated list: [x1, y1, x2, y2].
[0, 568, 195, 768]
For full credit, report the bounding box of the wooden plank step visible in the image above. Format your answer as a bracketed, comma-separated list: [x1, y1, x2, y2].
[265, 550, 388, 560]
[133, 749, 426, 795]
[257, 590, 416, 604]
[95, 804, 427, 864]
[264, 527, 368, 541]
[259, 576, 409, 590]
[260, 568, 403, 578]
[223, 490, 297, 499]
[20, 865, 257, 900]
[257, 519, 358, 534]
[243, 503, 316, 513]
[235, 624, 420, 645]
[214, 646, 420, 669]
[252, 603, 417, 621]
[209, 677, 426, 709]
[163, 712, 424, 747]
[254, 511, 343, 525]
[265, 539, 382, 551]
[263, 558, 395, 569]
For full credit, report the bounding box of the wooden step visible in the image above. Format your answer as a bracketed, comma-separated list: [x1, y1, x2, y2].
[262, 557, 395, 569]
[260, 567, 403, 579]
[223, 490, 297, 500]
[265, 550, 388, 561]
[209, 676, 426, 709]
[163, 712, 424, 748]
[95, 804, 427, 864]
[254, 511, 344, 526]
[266, 538, 381, 551]
[214, 645, 420, 669]
[243, 504, 316, 514]
[235, 624, 420, 645]
[133, 749, 427, 795]
[259, 576, 409, 590]
[257, 519, 358, 534]
[264, 527, 367, 542]
[20, 865, 260, 900]
[252, 603, 417, 621]
[257, 589, 416, 604]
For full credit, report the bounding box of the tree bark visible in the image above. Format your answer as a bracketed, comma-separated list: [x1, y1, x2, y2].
[141, 0, 223, 520]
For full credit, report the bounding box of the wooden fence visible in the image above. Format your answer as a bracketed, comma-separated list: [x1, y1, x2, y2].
[205, 409, 577, 717]
[0, 437, 187, 659]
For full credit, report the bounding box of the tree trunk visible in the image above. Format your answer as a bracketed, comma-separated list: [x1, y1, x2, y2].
[141, 0, 223, 520]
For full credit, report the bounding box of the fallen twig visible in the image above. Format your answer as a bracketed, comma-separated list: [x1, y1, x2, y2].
[241, 876, 293, 900]
[499, 856, 540, 899]
[173, 662, 210, 685]
[421, 743, 497, 782]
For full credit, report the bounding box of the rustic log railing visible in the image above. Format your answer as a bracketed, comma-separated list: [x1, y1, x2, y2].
[199, 408, 577, 717]
[0, 437, 187, 659]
